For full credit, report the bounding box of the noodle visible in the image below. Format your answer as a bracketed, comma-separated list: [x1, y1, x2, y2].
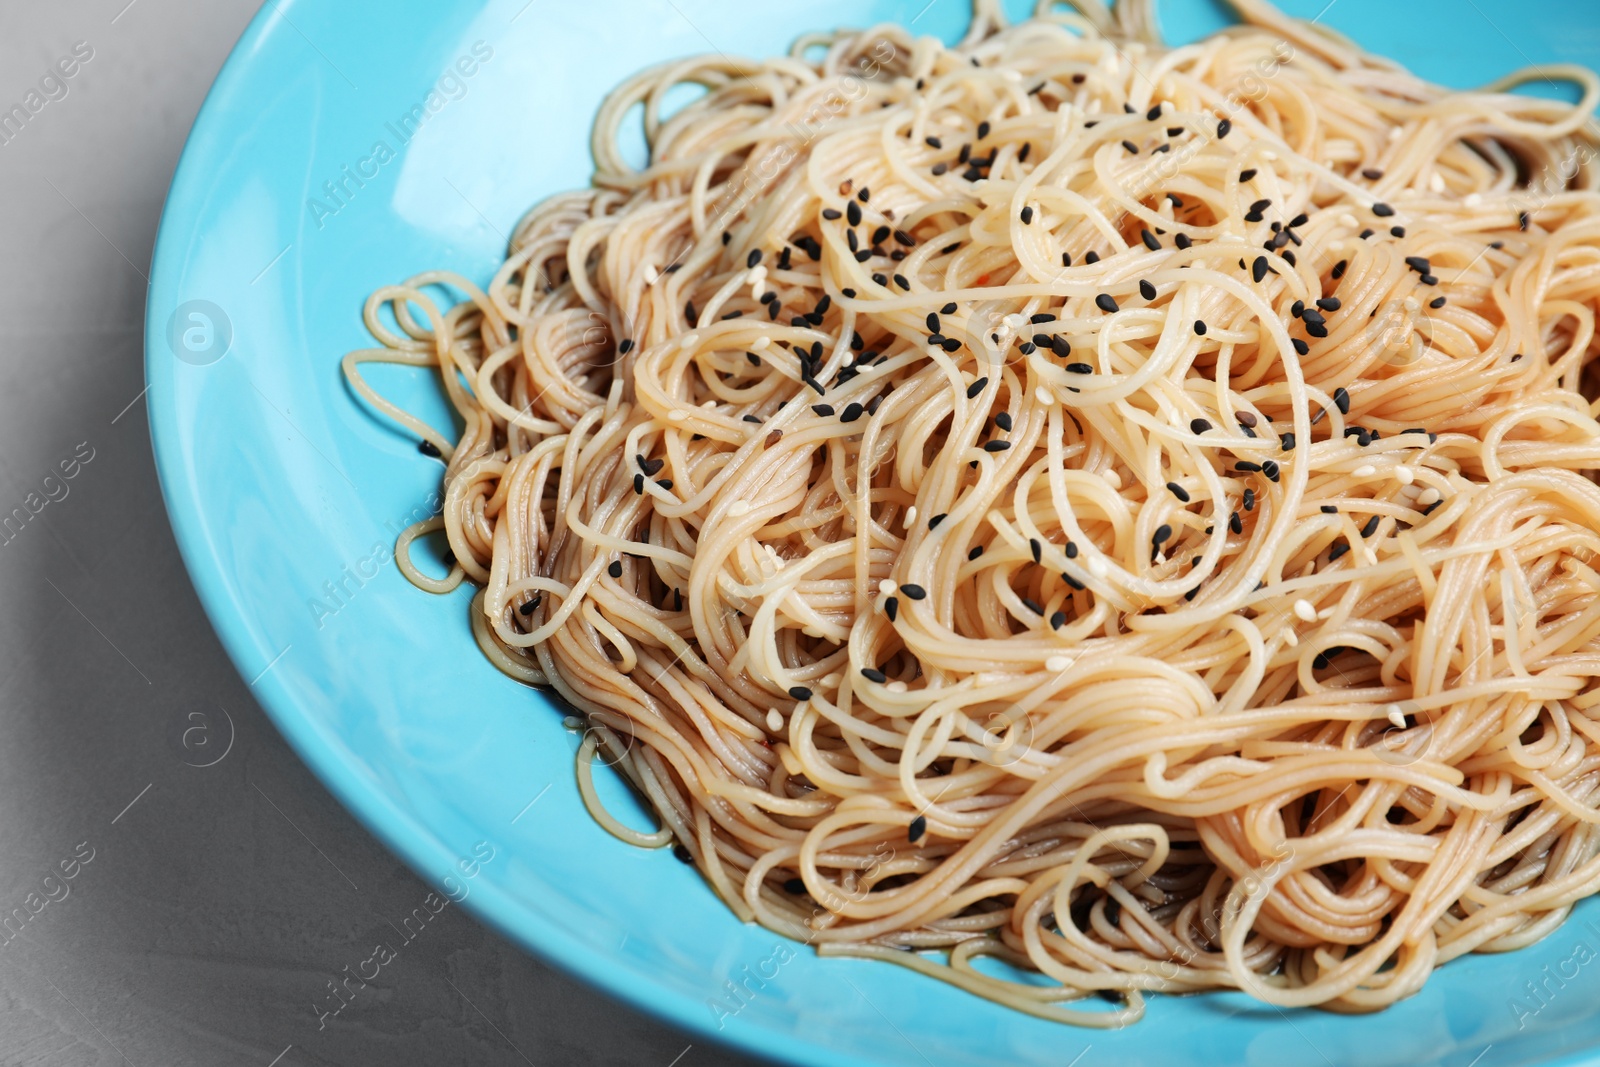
[343, 0, 1600, 1022]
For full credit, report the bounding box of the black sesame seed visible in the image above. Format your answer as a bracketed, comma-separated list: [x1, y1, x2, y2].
[1193, 320, 1208, 336]
[1229, 512, 1243, 535]
[894, 230, 915, 247]
[1061, 251, 1073, 267]
[900, 584, 927, 600]
[634, 473, 645, 494]
[608, 560, 623, 578]
[638, 456, 665, 476]
[1021, 206, 1035, 224]
[1175, 233, 1192, 250]
[1122, 140, 1139, 154]
[1153, 524, 1173, 545]
[1359, 228, 1375, 240]
[996, 412, 1014, 432]
[1262, 460, 1279, 482]
[1243, 488, 1255, 511]
[1333, 387, 1350, 414]
[894, 274, 911, 290]
[1371, 202, 1394, 217]
[1167, 482, 1190, 502]
[1360, 515, 1380, 538]
[983, 440, 1011, 452]
[1430, 296, 1447, 309]
[857, 187, 870, 203]
[1280, 433, 1295, 450]
[812, 404, 835, 416]
[1085, 250, 1100, 264]
[925, 135, 943, 149]
[1095, 294, 1119, 313]
[968, 545, 985, 561]
[1217, 118, 1232, 138]
[1418, 273, 1437, 285]
[1328, 542, 1349, 562]
[1321, 505, 1338, 514]
[1190, 418, 1212, 434]
[967, 377, 989, 398]
[1291, 338, 1309, 355]
[1021, 597, 1043, 615]
[1316, 297, 1341, 312]
[822, 209, 842, 221]
[1519, 211, 1530, 231]
[1331, 259, 1348, 279]
[1391, 226, 1406, 239]
[932, 162, 949, 176]
[1235, 461, 1262, 473]
[884, 596, 898, 621]
[1066, 362, 1093, 374]
[673, 843, 693, 863]
[1252, 256, 1270, 283]
[1404, 256, 1431, 274]
[909, 816, 927, 842]
[657, 479, 673, 490]
[1362, 168, 1383, 180]
[1239, 168, 1256, 181]
[1140, 279, 1157, 300]
[1141, 229, 1160, 251]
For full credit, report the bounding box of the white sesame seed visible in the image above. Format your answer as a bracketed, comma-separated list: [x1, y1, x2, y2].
[1464, 193, 1482, 207]
[729, 500, 752, 516]
[1417, 487, 1441, 506]
[879, 578, 896, 595]
[1352, 464, 1377, 478]
[906, 506, 919, 527]
[1395, 465, 1414, 485]
[1386, 703, 1407, 728]
[887, 680, 909, 693]
[1102, 468, 1122, 488]
[643, 263, 660, 284]
[1046, 655, 1071, 672]
[766, 709, 784, 732]
[667, 409, 689, 422]
[1284, 630, 1299, 646]
[1294, 599, 1317, 622]
[1088, 556, 1109, 578]
[1429, 172, 1445, 192]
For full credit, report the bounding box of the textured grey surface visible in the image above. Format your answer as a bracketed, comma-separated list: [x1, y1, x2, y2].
[0, 3, 760, 1064]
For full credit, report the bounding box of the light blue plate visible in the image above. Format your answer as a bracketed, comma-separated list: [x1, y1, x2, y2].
[146, 1, 1600, 1064]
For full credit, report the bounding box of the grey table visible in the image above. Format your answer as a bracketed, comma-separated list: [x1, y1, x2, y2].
[0, 3, 761, 1064]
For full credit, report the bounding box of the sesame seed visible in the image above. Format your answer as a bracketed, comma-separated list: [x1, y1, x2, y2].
[657, 479, 673, 490]
[1331, 260, 1348, 279]
[1194, 320, 1207, 336]
[1021, 597, 1043, 615]
[1291, 338, 1309, 355]
[858, 187, 871, 202]
[1280, 433, 1295, 450]
[1391, 226, 1406, 238]
[1371, 202, 1394, 217]
[1360, 228, 1375, 239]
[1252, 256, 1270, 283]
[1153, 524, 1173, 545]
[1122, 140, 1139, 154]
[822, 208, 841, 221]
[619, 338, 635, 354]
[1239, 168, 1256, 181]
[925, 136, 943, 149]
[932, 162, 948, 176]
[1229, 512, 1243, 534]
[1141, 229, 1160, 251]
[1190, 418, 1212, 434]
[1360, 515, 1380, 538]
[1217, 118, 1232, 138]
[909, 816, 927, 842]
[789, 685, 813, 701]
[1167, 482, 1190, 502]
[418, 439, 442, 458]
[633, 473, 644, 494]
[900, 583, 927, 600]
[1065, 542, 1079, 559]
[1140, 279, 1157, 299]
[1362, 168, 1383, 180]
[1429, 296, 1446, 309]
[1175, 233, 1192, 250]
[967, 377, 989, 399]
[1519, 211, 1530, 230]
[1061, 251, 1073, 267]
[1262, 460, 1279, 482]
[929, 513, 946, 530]
[1021, 206, 1034, 224]
[1405, 256, 1431, 274]
[847, 201, 862, 226]
[608, 560, 623, 578]
[1066, 362, 1093, 374]
[1095, 294, 1119, 313]
[995, 412, 1013, 431]
[894, 274, 911, 290]
[1085, 251, 1100, 264]
[884, 596, 898, 621]
[1418, 273, 1437, 285]
[977, 121, 991, 139]
[1334, 387, 1350, 414]
[1235, 461, 1262, 473]
[969, 545, 985, 560]
[983, 440, 1011, 452]
[1243, 488, 1255, 511]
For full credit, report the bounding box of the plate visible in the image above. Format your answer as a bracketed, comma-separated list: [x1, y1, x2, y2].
[146, 1, 1600, 1064]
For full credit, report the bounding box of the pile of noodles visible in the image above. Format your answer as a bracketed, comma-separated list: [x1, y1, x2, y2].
[344, 0, 1600, 1024]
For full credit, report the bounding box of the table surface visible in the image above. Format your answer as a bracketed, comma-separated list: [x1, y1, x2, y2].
[0, 2, 761, 1064]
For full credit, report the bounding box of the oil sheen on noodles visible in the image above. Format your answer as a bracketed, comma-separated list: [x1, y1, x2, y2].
[343, 0, 1600, 1025]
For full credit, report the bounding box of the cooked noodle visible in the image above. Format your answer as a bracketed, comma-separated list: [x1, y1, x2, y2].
[343, 0, 1600, 1023]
